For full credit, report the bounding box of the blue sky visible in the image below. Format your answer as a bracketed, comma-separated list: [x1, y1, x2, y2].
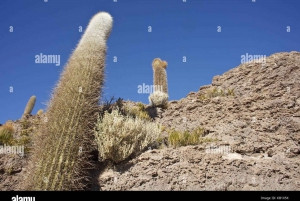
[0, 0, 299, 124]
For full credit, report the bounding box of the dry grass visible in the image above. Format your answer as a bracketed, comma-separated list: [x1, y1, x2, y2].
[198, 87, 235, 101]
[124, 102, 151, 121]
[0, 124, 14, 145]
[0, 121, 34, 153]
[167, 127, 217, 148]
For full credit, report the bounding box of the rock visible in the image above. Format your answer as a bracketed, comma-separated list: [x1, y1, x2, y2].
[97, 52, 300, 191]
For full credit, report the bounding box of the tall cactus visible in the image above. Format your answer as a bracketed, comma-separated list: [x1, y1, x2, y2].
[149, 58, 168, 107]
[22, 12, 113, 190]
[22, 95, 36, 117]
[152, 58, 168, 94]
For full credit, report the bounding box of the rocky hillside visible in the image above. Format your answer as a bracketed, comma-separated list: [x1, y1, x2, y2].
[98, 51, 300, 190]
[1, 51, 300, 190]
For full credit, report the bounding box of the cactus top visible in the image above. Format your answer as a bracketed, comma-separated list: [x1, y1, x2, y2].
[152, 58, 168, 70]
[77, 12, 113, 47]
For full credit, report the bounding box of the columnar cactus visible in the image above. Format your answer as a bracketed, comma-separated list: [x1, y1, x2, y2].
[149, 58, 168, 107]
[22, 96, 36, 117]
[22, 12, 113, 190]
[152, 58, 168, 94]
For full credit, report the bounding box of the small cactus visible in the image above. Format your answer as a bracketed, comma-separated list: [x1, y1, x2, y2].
[23, 96, 36, 117]
[37, 109, 43, 116]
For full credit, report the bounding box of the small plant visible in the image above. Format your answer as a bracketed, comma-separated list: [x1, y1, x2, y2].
[20, 127, 33, 136]
[6, 167, 13, 175]
[20, 119, 30, 130]
[149, 91, 169, 107]
[198, 94, 207, 101]
[99, 96, 125, 118]
[0, 125, 14, 145]
[161, 125, 166, 132]
[94, 109, 161, 163]
[0, 123, 31, 152]
[115, 97, 124, 110]
[136, 102, 146, 111]
[226, 88, 235, 96]
[15, 136, 31, 153]
[167, 127, 217, 148]
[3, 122, 14, 130]
[124, 102, 151, 121]
[198, 87, 235, 100]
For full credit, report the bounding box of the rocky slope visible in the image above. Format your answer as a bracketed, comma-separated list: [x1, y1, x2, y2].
[0, 115, 40, 191]
[1, 51, 300, 190]
[98, 51, 300, 190]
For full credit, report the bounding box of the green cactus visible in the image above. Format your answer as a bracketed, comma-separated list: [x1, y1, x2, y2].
[22, 12, 113, 191]
[23, 96, 36, 117]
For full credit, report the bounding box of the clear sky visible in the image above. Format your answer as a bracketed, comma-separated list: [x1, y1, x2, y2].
[0, 0, 299, 124]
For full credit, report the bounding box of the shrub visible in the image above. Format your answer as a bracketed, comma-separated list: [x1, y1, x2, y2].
[167, 127, 217, 148]
[0, 125, 14, 145]
[136, 102, 145, 111]
[20, 119, 30, 130]
[149, 91, 169, 107]
[226, 88, 235, 96]
[198, 87, 235, 100]
[0, 122, 32, 153]
[124, 102, 151, 121]
[15, 136, 31, 153]
[94, 109, 161, 163]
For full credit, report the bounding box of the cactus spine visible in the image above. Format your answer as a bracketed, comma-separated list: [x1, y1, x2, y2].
[22, 12, 113, 190]
[22, 96, 36, 117]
